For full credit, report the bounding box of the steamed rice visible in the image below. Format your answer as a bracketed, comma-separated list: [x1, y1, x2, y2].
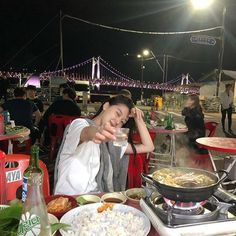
[70, 209, 145, 236]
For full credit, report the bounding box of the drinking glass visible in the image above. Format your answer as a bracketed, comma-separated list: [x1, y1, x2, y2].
[113, 128, 129, 147]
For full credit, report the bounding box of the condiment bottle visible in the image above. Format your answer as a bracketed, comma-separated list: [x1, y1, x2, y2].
[22, 145, 42, 202]
[17, 172, 51, 236]
[0, 151, 7, 204]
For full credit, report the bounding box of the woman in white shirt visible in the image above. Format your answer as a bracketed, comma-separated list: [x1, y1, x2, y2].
[54, 95, 154, 195]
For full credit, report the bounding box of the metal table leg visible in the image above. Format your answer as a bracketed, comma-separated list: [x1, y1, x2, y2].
[208, 151, 218, 172]
[170, 133, 175, 166]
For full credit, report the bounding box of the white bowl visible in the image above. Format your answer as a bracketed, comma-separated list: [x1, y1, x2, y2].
[76, 195, 101, 205]
[101, 192, 127, 204]
[125, 188, 146, 202]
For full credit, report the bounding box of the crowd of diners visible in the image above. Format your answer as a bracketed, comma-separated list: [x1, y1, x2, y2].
[0, 84, 211, 194]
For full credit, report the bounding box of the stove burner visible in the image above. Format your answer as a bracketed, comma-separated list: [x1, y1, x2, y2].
[148, 194, 221, 225]
[163, 197, 207, 211]
[162, 203, 204, 215]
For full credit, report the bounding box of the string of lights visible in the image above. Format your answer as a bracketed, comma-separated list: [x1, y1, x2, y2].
[64, 14, 222, 35]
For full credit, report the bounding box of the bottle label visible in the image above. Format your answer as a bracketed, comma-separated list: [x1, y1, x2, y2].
[18, 212, 41, 236]
[22, 176, 28, 202]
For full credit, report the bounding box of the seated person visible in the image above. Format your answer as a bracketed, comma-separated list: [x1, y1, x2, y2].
[182, 94, 207, 154]
[54, 95, 154, 195]
[26, 85, 44, 113]
[0, 87, 41, 144]
[42, 88, 81, 145]
[54, 83, 69, 102]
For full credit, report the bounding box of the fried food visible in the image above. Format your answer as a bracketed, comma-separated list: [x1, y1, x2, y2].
[47, 197, 72, 213]
[97, 203, 114, 213]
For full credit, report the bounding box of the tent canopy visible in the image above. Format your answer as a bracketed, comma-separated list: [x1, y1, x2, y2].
[199, 69, 236, 83]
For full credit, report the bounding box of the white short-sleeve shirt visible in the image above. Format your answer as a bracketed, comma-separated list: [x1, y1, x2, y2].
[54, 118, 127, 195]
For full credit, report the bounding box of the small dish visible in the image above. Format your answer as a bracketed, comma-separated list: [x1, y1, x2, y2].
[125, 188, 146, 202]
[101, 192, 127, 204]
[76, 195, 101, 205]
[45, 195, 77, 219]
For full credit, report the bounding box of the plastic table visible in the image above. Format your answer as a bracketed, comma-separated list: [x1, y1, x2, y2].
[0, 128, 30, 154]
[148, 126, 188, 166]
[196, 137, 236, 187]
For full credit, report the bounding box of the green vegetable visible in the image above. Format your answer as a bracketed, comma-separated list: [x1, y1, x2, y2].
[76, 196, 88, 205]
[51, 223, 70, 234]
[0, 199, 70, 235]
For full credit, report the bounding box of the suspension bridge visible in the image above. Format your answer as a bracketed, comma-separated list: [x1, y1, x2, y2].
[39, 57, 199, 94]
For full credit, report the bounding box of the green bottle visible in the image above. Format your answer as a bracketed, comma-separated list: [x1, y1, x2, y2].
[165, 113, 173, 130]
[22, 145, 42, 202]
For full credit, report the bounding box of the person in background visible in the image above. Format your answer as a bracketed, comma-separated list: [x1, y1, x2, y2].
[26, 85, 44, 113]
[54, 95, 154, 195]
[220, 84, 233, 133]
[0, 87, 41, 144]
[182, 94, 207, 154]
[54, 83, 69, 102]
[41, 88, 81, 146]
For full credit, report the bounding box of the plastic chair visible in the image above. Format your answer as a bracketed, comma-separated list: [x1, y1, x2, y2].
[48, 114, 67, 162]
[205, 122, 218, 137]
[5, 154, 50, 201]
[127, 131, 156, 188]
[63, 115, 80, 129]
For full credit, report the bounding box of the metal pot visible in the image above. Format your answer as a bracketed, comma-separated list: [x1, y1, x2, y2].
[141, 167, 228, 202]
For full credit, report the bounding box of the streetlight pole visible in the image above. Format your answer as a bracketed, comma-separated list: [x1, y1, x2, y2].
[216, 6, 226, 97]
[140, 57, 144, 101]
[59, 10, 64, 71]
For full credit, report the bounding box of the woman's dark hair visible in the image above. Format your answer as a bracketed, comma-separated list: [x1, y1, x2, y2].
[93, 95, 137, 156]
[188, 94, 204, 117]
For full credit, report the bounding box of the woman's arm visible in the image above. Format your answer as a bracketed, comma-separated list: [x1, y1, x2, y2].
[80, 122, 116, 144]
[125, 108, 154, 154]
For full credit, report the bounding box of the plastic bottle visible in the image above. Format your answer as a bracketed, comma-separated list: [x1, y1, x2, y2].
[17, 173, 51, 236]
[22, 145, 42, 202]
[3, 110, 10, 124]
[0, 151, 7, 204]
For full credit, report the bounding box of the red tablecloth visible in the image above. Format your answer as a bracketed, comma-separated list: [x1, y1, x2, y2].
[196, 137, 236, 153]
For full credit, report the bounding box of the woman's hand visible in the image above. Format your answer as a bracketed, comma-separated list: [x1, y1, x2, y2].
[130, 107, 144, 121]
[92, 122, 116, 144]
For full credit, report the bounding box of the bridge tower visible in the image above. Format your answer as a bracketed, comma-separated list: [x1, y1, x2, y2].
[92, 57, 101, 80]
[181, 73, 189, 85]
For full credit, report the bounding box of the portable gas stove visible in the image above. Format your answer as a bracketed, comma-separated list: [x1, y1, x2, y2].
[140, 188, 236, 236]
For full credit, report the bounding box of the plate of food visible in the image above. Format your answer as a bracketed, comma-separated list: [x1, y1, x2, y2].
[5, 125, 29, 135]
[45, 195, 77, 219]
[59, 203, 151, 236]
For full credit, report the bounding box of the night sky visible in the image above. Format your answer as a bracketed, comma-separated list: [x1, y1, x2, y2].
[1, 0, 236, 83]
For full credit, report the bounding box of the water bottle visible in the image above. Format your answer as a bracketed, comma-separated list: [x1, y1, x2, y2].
[22, 145, 42, 202]
[18, 173, 51, 236]
[3, 111, 10, 124]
